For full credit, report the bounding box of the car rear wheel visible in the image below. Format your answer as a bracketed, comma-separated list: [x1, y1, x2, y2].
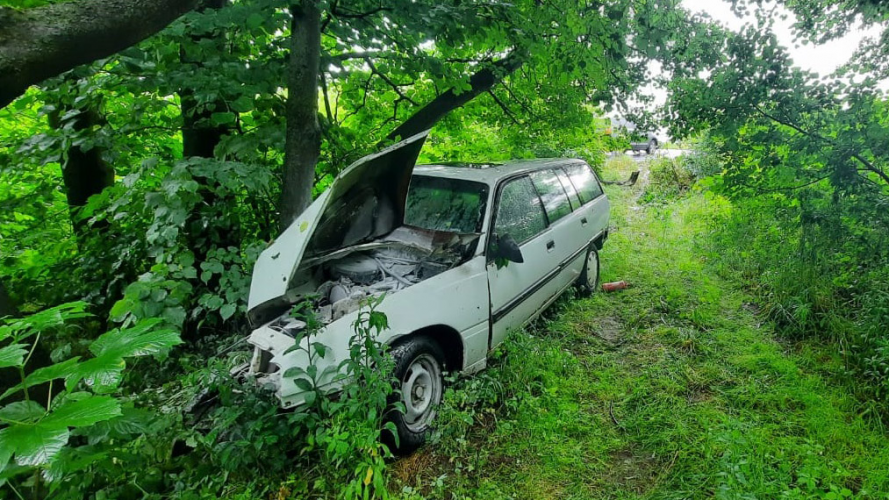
[577, 245, 600, 296]
[385, 336, 445, 454]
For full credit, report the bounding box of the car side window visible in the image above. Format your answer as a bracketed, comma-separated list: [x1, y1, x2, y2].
[555, 169, 582, 210]
[529, 170, 573, 223]
[492, 176, 548, 246]
[564, 163, 603, 204]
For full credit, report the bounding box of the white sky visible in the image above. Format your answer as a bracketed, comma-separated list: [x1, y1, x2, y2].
[625, 0, 883, 136]
[681, 0, 882, 77]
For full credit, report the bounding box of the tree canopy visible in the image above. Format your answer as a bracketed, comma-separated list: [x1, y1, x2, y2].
[3, 0, 889, 497]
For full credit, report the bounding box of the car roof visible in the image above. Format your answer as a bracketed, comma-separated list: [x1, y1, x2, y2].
[413, 158, 588, 185]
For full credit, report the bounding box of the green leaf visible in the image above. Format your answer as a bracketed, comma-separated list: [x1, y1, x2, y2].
[0, 357, 82, 401]
[293, 378, 313, 392]
[0, 401, 45, 424]
[220, 303, 236, 321]
[43, 396, 121, 428]
[1, 423, 69, 467]
[231, 96, 254, 113]
[311, 342, 327, 358]
[73, 355, 125, 392]
[0, 437, 10, 473]
[0, 344, 28, 369]
[89, 321, 182, 359]
[210, 112, 236, 126]
[246, 12, 264, 30]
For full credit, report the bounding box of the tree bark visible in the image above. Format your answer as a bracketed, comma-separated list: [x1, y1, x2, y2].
[180, 0, 229, 160]
[0, 280, 16, 318]
[279, 1, 322, 231]
[0, 0, 201, 108]
[177, 0, 239, 340]
[49, 102, 115, 235]
[385, 53, 525, 142]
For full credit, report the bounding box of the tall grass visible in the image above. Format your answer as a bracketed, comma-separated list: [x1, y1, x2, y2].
[675, 149, 889, 412]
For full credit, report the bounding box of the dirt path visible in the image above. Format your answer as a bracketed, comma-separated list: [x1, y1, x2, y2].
[393, 154, 889, 499]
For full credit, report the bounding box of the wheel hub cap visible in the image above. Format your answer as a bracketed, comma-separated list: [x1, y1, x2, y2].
[401, 354, 442, 432]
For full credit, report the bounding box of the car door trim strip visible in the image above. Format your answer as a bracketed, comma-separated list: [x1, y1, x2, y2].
[491, 231, 602, 323]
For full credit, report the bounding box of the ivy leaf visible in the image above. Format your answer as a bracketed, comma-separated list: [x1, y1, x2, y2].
[0, 344, 28, 369]
[0, 401, 45, 424]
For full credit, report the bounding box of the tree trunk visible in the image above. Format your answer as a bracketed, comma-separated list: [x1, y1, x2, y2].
[0, 280, 16, 318]
[180, 0, 228, 160]
[0, 0, 201, 108]
[385, 53, 524, 142]
[178, 0, 238, 340]
[279, 0, 322, 231]
[50, 103, 114, 235]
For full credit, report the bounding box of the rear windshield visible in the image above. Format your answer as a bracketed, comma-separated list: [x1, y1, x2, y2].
[404, 176, 489, 233]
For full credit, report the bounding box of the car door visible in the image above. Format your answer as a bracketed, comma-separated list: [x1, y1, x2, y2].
[527, 169, 583, 291]
[486, 175, 560, 349]
[563, 162, 609, 243]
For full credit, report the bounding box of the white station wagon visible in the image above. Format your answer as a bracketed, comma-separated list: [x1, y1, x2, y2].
[245, 131, 610, 451]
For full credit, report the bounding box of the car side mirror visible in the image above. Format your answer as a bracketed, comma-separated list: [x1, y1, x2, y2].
[491, 234, 524, 264]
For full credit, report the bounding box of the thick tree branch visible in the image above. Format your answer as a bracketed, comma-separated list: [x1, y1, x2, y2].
[0, 0, 200, 108]
[385, 51, 525, 142]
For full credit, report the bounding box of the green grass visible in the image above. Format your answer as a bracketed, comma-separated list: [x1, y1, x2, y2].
[389, 155, 889, 499]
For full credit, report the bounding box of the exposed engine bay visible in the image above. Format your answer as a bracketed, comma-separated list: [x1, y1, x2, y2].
[257, 226, 480, 329]
[314, 245, 452, 324]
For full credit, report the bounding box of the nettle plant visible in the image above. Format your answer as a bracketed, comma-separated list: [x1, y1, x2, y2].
[0, 302, 181, 493]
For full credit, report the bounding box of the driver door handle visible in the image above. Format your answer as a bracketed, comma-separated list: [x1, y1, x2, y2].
[581, 217, 588, 226]
[546, 240, 555, 252]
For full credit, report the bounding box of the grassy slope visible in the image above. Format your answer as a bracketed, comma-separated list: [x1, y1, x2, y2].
[392, 156, 889, 499]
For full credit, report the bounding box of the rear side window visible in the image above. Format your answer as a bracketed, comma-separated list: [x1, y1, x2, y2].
[563, 163, 603, 204]
[529, 170, 572, 223]
[492, 176, 548, 245]
[555, 169, 582, 210]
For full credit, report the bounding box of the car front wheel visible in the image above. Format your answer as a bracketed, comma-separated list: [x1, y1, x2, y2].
[577, 245, 600, 295]
[385, 336, 445, 454]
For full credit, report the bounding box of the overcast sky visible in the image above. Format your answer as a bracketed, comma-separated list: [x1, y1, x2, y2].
[681, 0, 882, 77]
[625, 0, 881, 136]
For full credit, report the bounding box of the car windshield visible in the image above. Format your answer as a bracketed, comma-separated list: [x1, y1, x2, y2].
[404, 175, 488, 233]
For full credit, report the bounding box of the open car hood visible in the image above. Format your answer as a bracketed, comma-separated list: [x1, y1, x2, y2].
[247, 130, 430, 324]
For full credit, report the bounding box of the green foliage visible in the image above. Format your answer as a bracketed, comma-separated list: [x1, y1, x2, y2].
[640, 155, 699, 203]
[0, 303, 181, 493]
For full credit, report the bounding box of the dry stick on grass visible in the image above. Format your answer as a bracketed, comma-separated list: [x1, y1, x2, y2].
[609, 400, 624, 430]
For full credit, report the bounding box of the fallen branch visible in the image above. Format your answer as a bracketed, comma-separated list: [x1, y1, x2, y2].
[602, 170, 640, 186]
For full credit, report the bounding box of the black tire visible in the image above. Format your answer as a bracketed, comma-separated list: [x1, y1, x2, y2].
[576, 245, 600, 296]
[384, 336, 445, 454]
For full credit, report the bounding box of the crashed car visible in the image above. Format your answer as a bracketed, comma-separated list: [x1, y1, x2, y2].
[245, 131, 610, 451]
